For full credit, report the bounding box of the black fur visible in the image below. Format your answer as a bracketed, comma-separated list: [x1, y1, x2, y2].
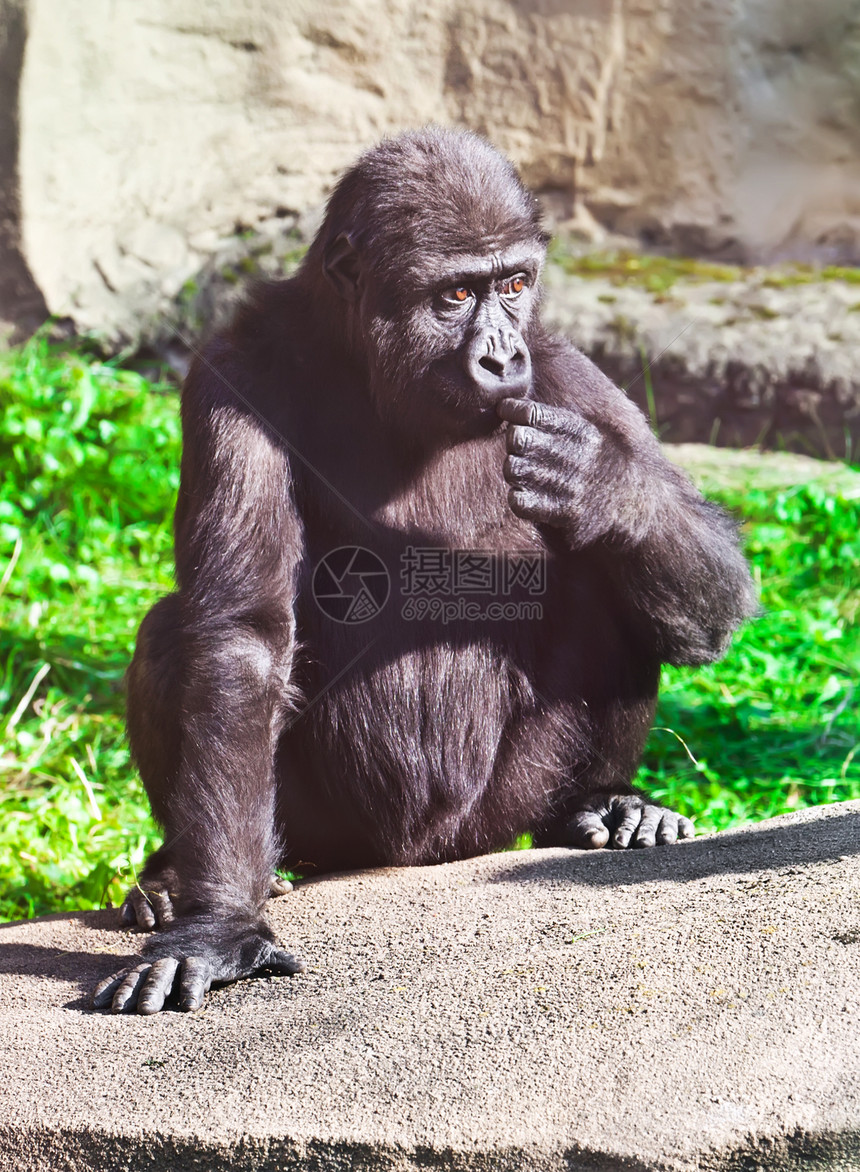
[93, 128, 756, 1014]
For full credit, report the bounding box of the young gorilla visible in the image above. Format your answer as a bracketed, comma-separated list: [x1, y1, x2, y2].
[94, 128, 756, 1015]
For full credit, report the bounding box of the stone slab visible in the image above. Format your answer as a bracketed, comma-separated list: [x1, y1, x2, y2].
[542, 265, 860, 458]
[2, 802, 860, 1171]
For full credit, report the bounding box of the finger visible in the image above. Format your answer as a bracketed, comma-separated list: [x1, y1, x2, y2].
[498, 397, 584, 436]
[503, 447, 561, 485]
[179, 957, 212, 1012]
[506, 423, 535, 455]
[150, 888, 175, 926]
[127, 889, 156, 930]
[497, 397, 539, 426]
[503, 453, 527, 484]
[264, 948, 306, 976]
[111, 964, 151, 1013]
[612, 806, 643, 849]
[506, 421, 567, 457]
[504, 453, 569, 499]
[119, 899, 137, 927]
[507, 486, 552, 523]
[269, 875, 293, 897]
[567, 811, 610, 849]
[632, 806, 663, 848]
[137, 957, 180, 1015]
[93, 967, 132, 1008]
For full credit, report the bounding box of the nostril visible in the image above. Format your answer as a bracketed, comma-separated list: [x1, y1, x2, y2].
[468, 336, 530, 390]
[479, 353, 507, 376]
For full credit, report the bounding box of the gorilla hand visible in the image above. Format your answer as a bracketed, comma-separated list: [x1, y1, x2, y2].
[498, 397, 629, 548]
[93, 913, 304, 1014]
[565, 792, 695, 850]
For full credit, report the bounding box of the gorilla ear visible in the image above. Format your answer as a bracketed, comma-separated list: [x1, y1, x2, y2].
[323, 233, 362, 302]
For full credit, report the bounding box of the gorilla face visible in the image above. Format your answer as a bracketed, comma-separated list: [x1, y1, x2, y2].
[323, 237, 545, 440]
[317, 128, 547, 440]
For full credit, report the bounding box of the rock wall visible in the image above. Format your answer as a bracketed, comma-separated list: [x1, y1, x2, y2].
[1, 0, 860, 341]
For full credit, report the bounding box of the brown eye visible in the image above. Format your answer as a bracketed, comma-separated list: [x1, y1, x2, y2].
[502, 275, 526, 297]
[441, 286, 472, 305]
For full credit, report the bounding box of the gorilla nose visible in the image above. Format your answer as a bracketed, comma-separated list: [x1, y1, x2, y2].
[467, 334, 531, 398]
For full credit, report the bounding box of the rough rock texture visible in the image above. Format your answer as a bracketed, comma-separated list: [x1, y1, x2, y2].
[2, 0, 860, 342]
[2, 802, 860, 1171]
[542, 265, 860, 459]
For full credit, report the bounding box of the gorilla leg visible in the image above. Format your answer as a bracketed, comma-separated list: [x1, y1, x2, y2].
[122, 594, 183, 928]
[121, 595, 291, 930]
[126, 594, 184, 824]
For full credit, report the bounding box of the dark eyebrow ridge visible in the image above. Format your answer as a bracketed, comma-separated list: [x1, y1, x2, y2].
[435, 258, 539, 290]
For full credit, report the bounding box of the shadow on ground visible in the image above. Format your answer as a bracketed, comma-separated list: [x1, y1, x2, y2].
[490, 807, 860, 887]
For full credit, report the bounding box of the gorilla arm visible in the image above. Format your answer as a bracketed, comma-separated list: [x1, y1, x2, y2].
[498, 342, 758, 668]
[497, 341, 756, 852]
[94, 352, 304, 1013]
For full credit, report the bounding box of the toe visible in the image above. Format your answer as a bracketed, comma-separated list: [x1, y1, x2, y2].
[567, 812, 610, 849]
[656, 815, 680, 845]
[179, 957, 212, 1012]
[93, 968, 130, 1009]
[265, 947, 306, 975]
[138, 957, 180, 1015]
[632, 807, 662, 848]
[611, 806, 642, 849]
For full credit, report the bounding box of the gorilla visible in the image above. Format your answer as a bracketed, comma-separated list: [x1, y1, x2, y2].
[94, 127, 756, 1014]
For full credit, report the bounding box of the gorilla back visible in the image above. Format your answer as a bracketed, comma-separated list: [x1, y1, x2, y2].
[95, 127, 756, 1015]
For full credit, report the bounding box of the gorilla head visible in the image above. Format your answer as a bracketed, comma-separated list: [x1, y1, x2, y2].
[304, 128, 547, 438]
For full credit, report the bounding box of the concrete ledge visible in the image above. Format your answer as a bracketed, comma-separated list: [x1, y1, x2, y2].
[2, 802, 860, 1171]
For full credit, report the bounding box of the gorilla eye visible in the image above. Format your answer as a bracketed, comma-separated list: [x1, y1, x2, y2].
[441, 286, 472, 304]
[501, 275, 526, 298]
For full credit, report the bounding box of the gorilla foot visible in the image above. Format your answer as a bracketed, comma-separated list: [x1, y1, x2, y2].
[94, 914, 305, 1014]
[565, 792, 694, 850]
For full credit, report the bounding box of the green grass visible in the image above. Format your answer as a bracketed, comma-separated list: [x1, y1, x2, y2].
[0, 336, 176, 920]
[639, 481, 859, 831]
[0, 336, 858, 921]
[547, 245, 743, 293]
